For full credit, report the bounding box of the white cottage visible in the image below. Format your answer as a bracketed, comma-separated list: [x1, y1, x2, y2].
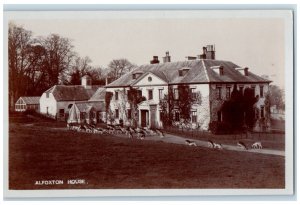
[39, 75, 102, 121]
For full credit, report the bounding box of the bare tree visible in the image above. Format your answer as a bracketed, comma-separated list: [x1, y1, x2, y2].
[106, 59, 136, 81]
[8, 23, 32, 110]
[68, 56, 92, 85]
[87, 66, 106, 85]
[37, 34, 75, 85]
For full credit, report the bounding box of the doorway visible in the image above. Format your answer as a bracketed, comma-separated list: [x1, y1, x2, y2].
[140, 110, 149, 127]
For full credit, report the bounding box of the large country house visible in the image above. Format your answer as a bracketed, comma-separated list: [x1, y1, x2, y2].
[105, 45, 271, 131]
[40, 75, 105, 122]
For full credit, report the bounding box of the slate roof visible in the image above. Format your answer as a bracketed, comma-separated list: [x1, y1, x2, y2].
[74, 102, 104, 112]
[106, 59, 271, 87]
[89, 87, 106, 102]
[18, 96, 40, 104]
[45, 85, 101, 101]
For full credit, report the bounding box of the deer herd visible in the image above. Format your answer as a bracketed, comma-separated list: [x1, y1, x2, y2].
[67, 123, 263, 151]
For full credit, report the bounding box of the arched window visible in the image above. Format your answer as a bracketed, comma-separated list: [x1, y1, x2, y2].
[68, 104, 73, 109]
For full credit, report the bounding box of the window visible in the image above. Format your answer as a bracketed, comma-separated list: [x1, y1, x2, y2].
[226, 87, 231, 99]
[68, 104, 73, 109]
[260, 106, 265, 118]
[148, 76, 152, 82]
[59, 109, 65, 117]
[217, 86, 222, 99]
[46, 93, 49, 98]
[115, 91, 118, 100]
[191, 111, 197, 123]
[159, 89, 164, 100]
[115, 109, 119, 119]
[260, 86, 264, 97]
[174, 111, 180, 122]
[148, 90, 153, 100]
[174, 88, 179, 100]
[190, 88, 197, 100]
[127, 109, 131, 119]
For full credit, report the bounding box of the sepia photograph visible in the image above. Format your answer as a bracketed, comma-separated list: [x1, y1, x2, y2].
[3, 8, 294, 198]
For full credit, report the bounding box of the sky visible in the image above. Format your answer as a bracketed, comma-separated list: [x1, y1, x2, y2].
[6, 10, 289, 88]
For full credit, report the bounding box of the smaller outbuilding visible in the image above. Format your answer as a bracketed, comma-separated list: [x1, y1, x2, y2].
[15, 96, 40, 112]
[68, 102, 105, 124]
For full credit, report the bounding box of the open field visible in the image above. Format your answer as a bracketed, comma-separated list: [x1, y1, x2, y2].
[9, 113, 285, 189]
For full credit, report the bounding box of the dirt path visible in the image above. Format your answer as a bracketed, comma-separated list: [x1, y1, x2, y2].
[112, 132, 285, 157]
[56, 126, 285, 157]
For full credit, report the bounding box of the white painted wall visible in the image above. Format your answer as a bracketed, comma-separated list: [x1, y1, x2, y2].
[40, 92, 57, 117]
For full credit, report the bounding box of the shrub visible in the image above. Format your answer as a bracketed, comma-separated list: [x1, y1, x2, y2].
[208, 121, 232, 135]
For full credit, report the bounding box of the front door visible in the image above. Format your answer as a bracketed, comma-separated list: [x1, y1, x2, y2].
[141, 110, 149, 127]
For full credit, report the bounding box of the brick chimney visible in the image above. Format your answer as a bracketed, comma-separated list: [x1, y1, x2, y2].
[162, 51, 171, 63]
[150, 56, 160, 64]
[199, 45, 215, 60]
[81, 75, 92, 89]
[236, 67, 249, 76]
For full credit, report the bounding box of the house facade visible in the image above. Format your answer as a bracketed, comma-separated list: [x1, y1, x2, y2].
[105, 46, 271, 131]
[39, 75, 103, 121]
[15, 96, 40, 112]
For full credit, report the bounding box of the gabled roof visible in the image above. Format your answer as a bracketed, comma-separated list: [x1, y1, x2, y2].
[131, 71, 168, 86]
[89, 87, 106, 102]
[74, 102, 104, 112]
[105, 59, 271, 87]
[17, 96, 40, 104]
[45, 85, 101, 101]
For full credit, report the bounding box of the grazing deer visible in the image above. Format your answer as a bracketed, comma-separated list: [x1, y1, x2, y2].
[237, 141, 247, 150]
[251, 141, 263, 149]
[156, 129, 165, 138]
[213, 142, 223, 149]
[185, 140, 197, 146]
[207, 140, 214, 148]
[207, 140, 222, 149]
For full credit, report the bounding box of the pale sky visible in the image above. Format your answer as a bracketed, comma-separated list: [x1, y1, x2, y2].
[6, 11, 289, 88]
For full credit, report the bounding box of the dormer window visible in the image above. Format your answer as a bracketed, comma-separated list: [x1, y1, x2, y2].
[211, 66, 224, 76]
[179, 67, 190, 77]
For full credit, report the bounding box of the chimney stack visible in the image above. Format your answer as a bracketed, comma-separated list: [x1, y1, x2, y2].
[81, 75, 92, 89]
[150, 56, 160, 64]
[200, 45, 215, 60]
[244, 67, 249, 76]
[162, 51, 171, 63]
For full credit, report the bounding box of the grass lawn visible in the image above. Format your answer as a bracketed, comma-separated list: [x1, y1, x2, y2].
[9, 114, 285, 189]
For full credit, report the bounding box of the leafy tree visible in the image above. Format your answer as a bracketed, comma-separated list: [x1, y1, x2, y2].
[159, 95, 169, 127]
[105, 92, 113, 123]
[177, 84, 193, 122]
[127, 87, 146, 127]
[268, 85, 285, 110]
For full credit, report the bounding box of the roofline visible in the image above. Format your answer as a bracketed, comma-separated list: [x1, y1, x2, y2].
[105, 80, 271, 88]
[130, 71, 168, 86]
